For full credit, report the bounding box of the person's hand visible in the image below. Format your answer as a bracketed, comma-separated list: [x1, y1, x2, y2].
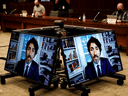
[35, 14, 38, 18]
[116, 20, 121, 23]
[102, 19, 107, 23]
[102, 19, 107, 22]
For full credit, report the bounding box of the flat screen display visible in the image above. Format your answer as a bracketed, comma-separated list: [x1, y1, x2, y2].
[5, 31, 58, 86]
[61, 30, 123, 87]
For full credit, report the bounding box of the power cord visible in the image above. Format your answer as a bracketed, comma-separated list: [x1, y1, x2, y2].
[0, 45, 9, 48]
[0, 57, 7, 60]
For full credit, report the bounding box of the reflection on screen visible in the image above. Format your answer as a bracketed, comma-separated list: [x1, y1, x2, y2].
[5, 32, 57, 86]
[62, 31, 123, 86]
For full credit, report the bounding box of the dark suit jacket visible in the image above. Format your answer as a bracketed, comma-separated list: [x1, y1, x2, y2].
[15, 59, 40, 82]
[112, 10, 128, 21]
[85, 58, 115, 80]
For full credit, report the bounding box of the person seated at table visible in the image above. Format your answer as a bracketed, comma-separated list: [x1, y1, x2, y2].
[33, 0, 46, 17]
[55, 0, 70, 17]
[102, 3, 128, 23]
[112, 3, 127, 22]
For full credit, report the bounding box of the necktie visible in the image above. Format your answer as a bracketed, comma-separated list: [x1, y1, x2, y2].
[24, 65, 29, 77]
[97, 65, 102, 77]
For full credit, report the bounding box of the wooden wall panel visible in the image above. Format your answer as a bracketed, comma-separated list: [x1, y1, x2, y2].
[25, 2, 35, 15]
[1, 0, 128, 19]
[69, 0, 128, 19]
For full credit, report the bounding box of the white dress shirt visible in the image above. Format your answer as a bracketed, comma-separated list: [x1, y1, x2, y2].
[23, 61, 32, 76]
[93, 60, 102, 77]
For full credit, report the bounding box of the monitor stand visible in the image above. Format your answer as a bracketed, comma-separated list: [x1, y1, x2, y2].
[55, 46, 90, 96]
[1, 72, 60, 96]
[1, 72, 18, 84]
[29, 84, 43, 96]
[0, 21, 126, 96]
[29, 78, 60, 96]
[75, 84, 90, 96]
[107, 73, 126, 85]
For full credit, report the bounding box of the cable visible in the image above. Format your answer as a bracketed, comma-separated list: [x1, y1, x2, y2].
[0, 57, 7, 60]
[0, 45, 9, 48]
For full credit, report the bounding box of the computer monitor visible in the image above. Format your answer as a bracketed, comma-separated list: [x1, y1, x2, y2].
[21, 10, 28, 17]
[61, 27, 123, 87]
[4, 29, 58, 86]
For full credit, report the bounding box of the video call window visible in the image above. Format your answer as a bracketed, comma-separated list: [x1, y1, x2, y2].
[5, 32, 57, 86]
[62, 30, 123, 87]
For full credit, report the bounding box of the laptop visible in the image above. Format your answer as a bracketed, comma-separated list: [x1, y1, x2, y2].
[107, 15, 117, 24]
[21, 10, 27, 17]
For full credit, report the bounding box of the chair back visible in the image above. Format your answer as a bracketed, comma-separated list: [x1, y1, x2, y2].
[50, 10, 59, 17]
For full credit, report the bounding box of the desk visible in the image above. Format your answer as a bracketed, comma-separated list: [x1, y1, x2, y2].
[1, 14, 128, 55]
[1, 14, 64, 31]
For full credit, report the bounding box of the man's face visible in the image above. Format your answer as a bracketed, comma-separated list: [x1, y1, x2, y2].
[35, 2, 39, 7]
[117, 4, 124, 11]
[89, 42, 100, 63]
[26, 43, 35, 63]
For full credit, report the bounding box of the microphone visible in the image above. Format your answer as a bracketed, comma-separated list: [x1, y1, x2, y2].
[92, 12, 100, 22]
[10, 9, 16, 15]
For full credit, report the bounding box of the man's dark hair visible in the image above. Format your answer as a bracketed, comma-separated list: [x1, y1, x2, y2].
[26, 37, 38, 55]
[87, 36, 101, 53]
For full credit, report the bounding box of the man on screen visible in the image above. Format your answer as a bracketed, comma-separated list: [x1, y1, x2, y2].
[85, 37, 115, 80]
[15, 37, 40, 82]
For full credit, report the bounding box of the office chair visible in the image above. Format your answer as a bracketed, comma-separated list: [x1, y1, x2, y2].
[50, 10, 59, 17]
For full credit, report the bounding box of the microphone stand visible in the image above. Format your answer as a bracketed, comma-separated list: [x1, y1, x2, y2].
[92, 12, 100, 22]
[10, 9, 16, 15]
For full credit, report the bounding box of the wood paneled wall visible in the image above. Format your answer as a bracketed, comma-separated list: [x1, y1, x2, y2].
[1, 0, 128, 20]
[69, 0, 128, 19]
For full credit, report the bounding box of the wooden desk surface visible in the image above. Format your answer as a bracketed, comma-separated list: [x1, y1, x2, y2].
[1, 14, 128, 55]
[1, 13, 128, 29]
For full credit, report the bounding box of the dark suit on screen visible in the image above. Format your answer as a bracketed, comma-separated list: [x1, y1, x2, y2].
[15, 59, 40, 82]
[85, 57, 115, 80]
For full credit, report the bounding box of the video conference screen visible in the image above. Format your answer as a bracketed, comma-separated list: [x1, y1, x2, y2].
[62, 30, 123, 87]
[5, 31, 57, 86]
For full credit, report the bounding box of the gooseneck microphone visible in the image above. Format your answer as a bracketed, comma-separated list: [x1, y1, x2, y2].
[92, 12, 100, 22]
[10, 9, 16, 15]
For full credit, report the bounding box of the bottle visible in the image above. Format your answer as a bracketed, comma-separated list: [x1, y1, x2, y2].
[31, 13, 34, 17]
[83, 13, 86, 22]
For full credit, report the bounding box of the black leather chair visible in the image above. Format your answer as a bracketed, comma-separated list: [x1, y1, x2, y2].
[49, 10, 59, 17]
